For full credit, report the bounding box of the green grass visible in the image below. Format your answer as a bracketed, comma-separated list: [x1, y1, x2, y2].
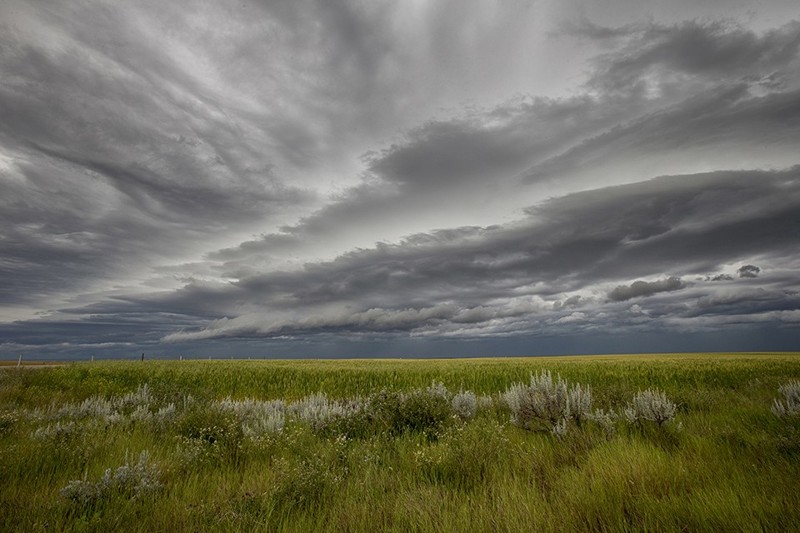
[1, 352, 799, 532]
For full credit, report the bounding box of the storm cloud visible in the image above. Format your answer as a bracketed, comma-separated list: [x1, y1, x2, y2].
[1, 1, 798, 358]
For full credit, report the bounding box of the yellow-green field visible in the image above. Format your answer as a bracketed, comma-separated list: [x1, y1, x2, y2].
[1, 353, 799, 531]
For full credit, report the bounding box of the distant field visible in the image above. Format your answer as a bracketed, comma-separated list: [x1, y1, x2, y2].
[0, 360, 63, 366]
[1, 353, 799, 531]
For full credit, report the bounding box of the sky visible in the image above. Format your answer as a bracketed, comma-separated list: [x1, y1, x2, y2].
[1, 0, 799, 360]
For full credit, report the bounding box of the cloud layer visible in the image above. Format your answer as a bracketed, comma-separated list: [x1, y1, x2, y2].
[1, 1, 798, 357]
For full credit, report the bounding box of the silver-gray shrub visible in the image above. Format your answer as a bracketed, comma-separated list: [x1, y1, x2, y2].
[53, 396, 115, 421]
[624, 388, 677, 426]
[452, 390, 478, 421]
[772, 380, 800, 417]
[502, 370, 592, 432]
[61, 451, 161, 506]
[586, 408, 617, 438]
[426, 381, 451, 400]
[116, 384, 153, 412]
[289, 393, 363, 431]
[43, 383, 155, 425]
[32, 420, 82, 442]
[215, 398, 285, 436]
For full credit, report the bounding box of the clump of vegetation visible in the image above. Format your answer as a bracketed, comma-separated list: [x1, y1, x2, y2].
[415, 418, 507, 489]
[451, 390, 478, 421]
[367, 383, 453, 439]
[316, 381, 454, 440]
[216, 397, 286, 437]
[772, 380, 800, 417]
[269, 453, 344, 512]
[623, 388, 677, 426]
[60, 451, 161, 507]
[502, 370, 592, 435]
[0, 411, 17, 435]
[176, 404, 246, 466]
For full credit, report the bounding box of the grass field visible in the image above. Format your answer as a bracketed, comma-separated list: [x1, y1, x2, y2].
[1, 353, 799, 531]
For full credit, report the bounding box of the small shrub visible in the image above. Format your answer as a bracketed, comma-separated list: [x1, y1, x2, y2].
[216, 398, 285, 437]
[568, 383, 593, 426]
[623, 388, 677, 426]
[451, 390, 477, 421]
[61, 451, 161, 507]
[269, 455, 341, 511]
[416, 418, 508, 489]
[326, 383, 453, 439]
[0, 411, 17, 435]
[426, 381, 450, 400]
[772, 380, 800, 417]
[32, 420, 83, 442]
[552, 418, 569, 439]
[176, 405, 245, 465]
[502, 370, 592, 434]
[394, 387, 452, 438]
[476, 394, 493, 411]
[586, 408, 617, 438]
[289, 394, 362, 432]
[116, 383, 153, 413]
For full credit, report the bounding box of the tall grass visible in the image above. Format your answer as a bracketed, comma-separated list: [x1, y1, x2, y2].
[1, 353, 799, 531]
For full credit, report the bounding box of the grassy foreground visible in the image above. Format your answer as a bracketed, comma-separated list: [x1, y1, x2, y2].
[1, 353, 799, 532]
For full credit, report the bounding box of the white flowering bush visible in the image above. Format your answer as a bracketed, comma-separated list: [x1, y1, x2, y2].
[623, 388, 677, 426]
[61, 451, 161, 506]
[772, 380, 800, 417]
[502, 370, 592, 433]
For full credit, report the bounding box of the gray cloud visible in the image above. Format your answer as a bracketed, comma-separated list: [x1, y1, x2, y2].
[608, 277, 687, 302]
[215, 17, 800, 274]
[738, 265, 761, 278]
[155, 167, 800, 341]
[586, 20, 800, 93]
[1, 4, 798, 356]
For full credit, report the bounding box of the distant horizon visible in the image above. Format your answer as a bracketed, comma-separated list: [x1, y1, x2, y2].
[5, 348, 799, 364]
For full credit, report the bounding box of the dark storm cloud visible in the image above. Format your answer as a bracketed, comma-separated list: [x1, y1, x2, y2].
[737, 265, 761, 278]
[608, 277, 687, 302]
[210, 92, 653, 266]
[158, 167, 800, 342]
[2, 5, 799, 356]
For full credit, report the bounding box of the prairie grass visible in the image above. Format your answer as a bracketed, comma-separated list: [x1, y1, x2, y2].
[1, 352, 799, 531]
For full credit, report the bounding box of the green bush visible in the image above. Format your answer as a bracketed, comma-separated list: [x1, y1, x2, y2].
[176, 405, 245, 465]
